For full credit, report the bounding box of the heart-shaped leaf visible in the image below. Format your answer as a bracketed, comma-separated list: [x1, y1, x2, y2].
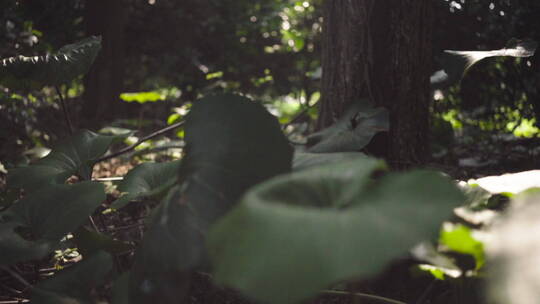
[111, 160, 181, 209]
[307, 103, 389, 153]
[30, 251, 113, 304]
[293, 152, 368, 171]
[8, 129, 127, 191]
[9, 181, 105, 240]
[1, 36, 102, 90]
[0, 181, 105, 265]
[129, 94, 293, 303]
[208, 159, 464, 304]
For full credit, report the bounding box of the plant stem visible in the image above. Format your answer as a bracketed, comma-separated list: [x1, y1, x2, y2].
[55, 86, 74, 135]
[322, 290, 408, 304]
[97, 120, 185, 162]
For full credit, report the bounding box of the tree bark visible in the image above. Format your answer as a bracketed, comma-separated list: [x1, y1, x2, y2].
[82, 0, 129, 123]
[320, 0, 432, 168]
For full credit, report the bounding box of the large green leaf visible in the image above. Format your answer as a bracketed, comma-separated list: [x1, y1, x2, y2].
[111, 160, 181, 209]
[0, 182, 105, 265]
[0, 36, 102, 90]
[431, 38, 537, 89]
[208, 159, 465, 304]
[307, 103, 389, 153]
[30, 251, 113, 304]
[8, 129, 126, 191]
[129, 94, 293, 303]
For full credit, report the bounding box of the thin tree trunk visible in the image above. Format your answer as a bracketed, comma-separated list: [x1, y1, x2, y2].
[319, 0, 432, 168]
[82, 0, 128, 123]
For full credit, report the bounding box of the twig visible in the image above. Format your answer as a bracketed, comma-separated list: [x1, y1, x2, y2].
[55, 86, 73, 135]
[322, 290, 408, 304]
[282, 101, 319, 130]
[97, 120, 185, 162]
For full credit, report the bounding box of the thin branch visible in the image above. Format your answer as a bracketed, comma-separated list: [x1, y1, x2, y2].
[282, 100, 319, 130]
[322, 290, 408, 304]
[55, 86, 73, 135]
[97, 120, 185, 162]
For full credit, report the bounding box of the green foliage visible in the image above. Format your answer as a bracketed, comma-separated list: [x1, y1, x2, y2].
[128, 94, 293, 303]
[8, 130, 127, 191]
[292, 152, 369, 170]
[307, 102, 389, 153]
[119, 91, 166, 104]
[208, 160, 464, 304]
[440, 224, 486, 270]
[0, 36, 102, 90]
[111, 160, 181, 209]
[0, 182, 105, 265]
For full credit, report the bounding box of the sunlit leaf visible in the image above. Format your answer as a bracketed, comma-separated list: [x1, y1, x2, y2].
[440, 223, 485, 270]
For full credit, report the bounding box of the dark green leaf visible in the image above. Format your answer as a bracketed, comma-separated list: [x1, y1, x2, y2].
[9, 181, 105, 240]
[30, 251, 113, 304]
[0, 36, 102, 90]
[8, 129, 127, 191]
[73, 227, 133, 257]
[130, 94, 293, 303]
[209, 161, 464, 304]
[111, 160, 181, 209]
[293, 152, 369, 171]
[0, 222, 52, 266]
[307, 103, 389, 153]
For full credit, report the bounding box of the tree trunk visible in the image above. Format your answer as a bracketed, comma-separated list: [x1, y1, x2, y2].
[319, 0, 432, 168]
[82, 0, 129, 123]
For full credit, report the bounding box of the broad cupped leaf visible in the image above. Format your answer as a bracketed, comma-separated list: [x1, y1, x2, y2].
[111, 160, 181, 209]
[8, 129, 127, 191]
[208, 160, 465, 304]
[0, 36, 102, 90]
[129, 94, 293, 303]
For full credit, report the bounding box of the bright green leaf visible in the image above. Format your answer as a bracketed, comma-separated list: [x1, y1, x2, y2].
[440, 223, 485, 270]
